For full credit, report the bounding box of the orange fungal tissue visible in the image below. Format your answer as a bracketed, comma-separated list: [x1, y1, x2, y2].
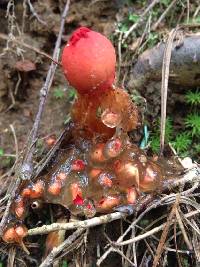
[2, 27, 163, 244]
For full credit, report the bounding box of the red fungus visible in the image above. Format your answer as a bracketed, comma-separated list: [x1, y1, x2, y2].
[2, 227, 16, 243]
[61, 27, 116, 95]
[48, 181, 62, 196]
[70, 182, 83, 205]
[2, 28, 165, 245]
[73, 194, 84, 206]
[2, 225, 27, 244]
[56, 172, 67, 181]
[71, 159, 85, 171]
[96, 196, 120, 211]
[14, 198, 25, 218]
[30, 180, 44, 199]
[126, 187, 137, 204]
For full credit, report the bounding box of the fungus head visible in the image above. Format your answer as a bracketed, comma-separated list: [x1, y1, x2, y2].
[61, 27, 116, 95]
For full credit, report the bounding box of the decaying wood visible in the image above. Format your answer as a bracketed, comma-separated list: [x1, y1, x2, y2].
[129, 34, 200, 90]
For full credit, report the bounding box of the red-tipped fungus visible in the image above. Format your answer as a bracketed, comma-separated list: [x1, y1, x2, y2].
[48, 181, 62, 196]
[96, 196, 120, 211]
[71, 159, 85, 171]
[56, 172, 67, 181]
[2, 227, 16, 243]
[30, 180, 44, 198]
[62, 27, 116, 95]
[126, 187, 137, 204]
[2, 225, 27, 244]
[70, 183, 83, 205]
[2, 27, 164, 245]
[14, 199, 25, 218]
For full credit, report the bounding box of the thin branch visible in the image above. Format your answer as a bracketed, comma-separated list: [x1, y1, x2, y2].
[152, 196, 179, 267]
[160, 28, 178, 155]
[28, 212, 124, 236]
[116, 209, 200, 247]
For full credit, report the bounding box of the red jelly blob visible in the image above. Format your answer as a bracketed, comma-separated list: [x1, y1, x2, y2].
[73, 194, 84, 206]
[61, 27, 116, 95]
[71, 159, 85, 171]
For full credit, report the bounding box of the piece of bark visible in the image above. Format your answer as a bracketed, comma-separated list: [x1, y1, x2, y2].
[129, 34, 200, 90]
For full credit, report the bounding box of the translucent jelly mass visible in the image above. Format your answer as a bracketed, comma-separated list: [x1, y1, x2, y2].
[6, 87, 162, 227]
[2, 27, 163, 243]
[10, 131, 162, 222]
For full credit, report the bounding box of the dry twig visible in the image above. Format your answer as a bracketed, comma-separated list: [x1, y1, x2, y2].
[160, 28, 178, 154]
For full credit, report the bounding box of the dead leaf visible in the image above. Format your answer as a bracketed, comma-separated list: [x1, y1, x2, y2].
[15, 60, 36, 72]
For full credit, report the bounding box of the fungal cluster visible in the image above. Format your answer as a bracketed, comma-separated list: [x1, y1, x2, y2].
[2, 27, 162, 244]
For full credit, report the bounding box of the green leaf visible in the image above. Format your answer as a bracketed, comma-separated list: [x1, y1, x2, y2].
[61, 260, 68, 267]
[0, 148, 4, 157]
[160, 0, 171, 7]
[150, 135, 160, 153]
[120, 24, 129, 33]
[67, 88, 77, 101]
[128, 14, 139, 23]
[185, 90, 200, 106]
[172, 133, 192, 154]
[194, 16, 200, 24]
[53, 88, 65, 99]
[185, 113, 200, 137]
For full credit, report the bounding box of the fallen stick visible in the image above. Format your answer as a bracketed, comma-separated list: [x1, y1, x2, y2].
[129, 34, 200, 90]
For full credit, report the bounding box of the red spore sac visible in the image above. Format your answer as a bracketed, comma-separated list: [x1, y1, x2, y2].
[30, 180, 44, 199]
[139, 162, 162, 192]
[126, 187, 137, 204]
[71, 159, 85, 171]
[104, 137, 123, 158]
[2, 225, 28, 244]
[96, 196, 120, 211]
[73, 194, 84, 206]
[2, 227, 16, 243]
[14, 198, 25, 219]
[61, 27, 116, 95]
[114, 161, 140, 188]
[70, 183, 83, 204]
